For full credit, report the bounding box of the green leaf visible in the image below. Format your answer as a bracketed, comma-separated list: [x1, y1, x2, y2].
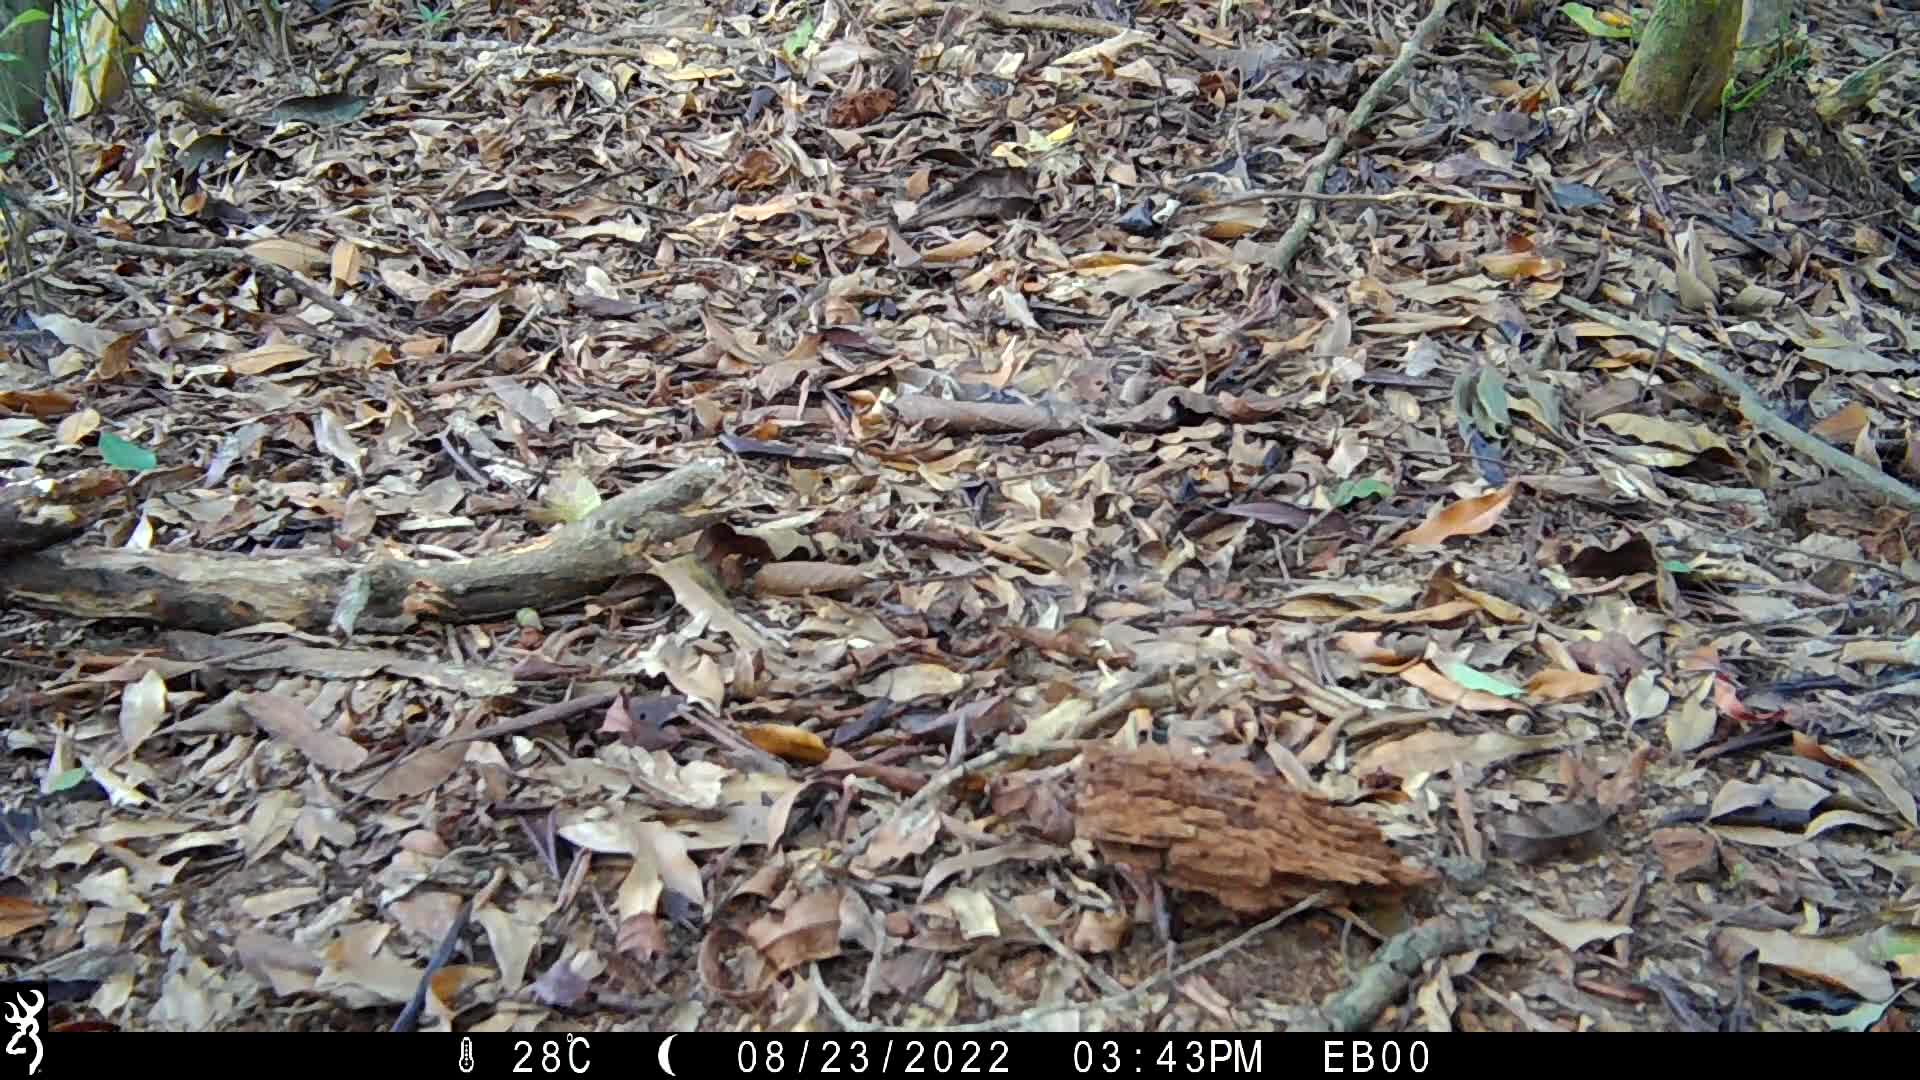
[1522, 376, 1564, 437]
[1560, 3, 1632, 38]
[1661, 559, 1695, 574]
[49, 767, 88, 793]
[1, 8, 49, 35]
[1446, 662, 1525, 698]
[785, 12, 816, 56]
[1331, 478, 1393, 507]
[1475, 366, 1510, 438]
[99, 433, 157, 472]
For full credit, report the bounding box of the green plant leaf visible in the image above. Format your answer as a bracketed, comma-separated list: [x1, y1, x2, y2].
[785, 12, 816, 55]
[1331, 478, 1393, 507]
[1560, 3, 1632, 38]
[1446, 662, 1525, 698]
[100, 433, 157, 472]
[49, 767, 88, 793]
[1, 8, 49, 35]
[1475, 366, 1511, 438]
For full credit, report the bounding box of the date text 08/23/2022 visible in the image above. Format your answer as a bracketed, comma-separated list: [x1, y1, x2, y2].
[672, 1035, 1430, 1077]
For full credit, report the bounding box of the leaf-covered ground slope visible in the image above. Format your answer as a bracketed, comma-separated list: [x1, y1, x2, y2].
[1, 0, 1918, 1034]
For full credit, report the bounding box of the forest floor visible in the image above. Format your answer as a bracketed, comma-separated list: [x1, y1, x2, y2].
[1, 0, 1918, 1035]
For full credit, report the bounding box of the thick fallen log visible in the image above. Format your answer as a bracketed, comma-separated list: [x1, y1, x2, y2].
[0, 459, 725, 634]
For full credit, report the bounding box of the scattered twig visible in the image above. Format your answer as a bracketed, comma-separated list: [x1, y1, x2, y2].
[834, 671, 1160, 870]
[0, 192, 397, 338]
[1192, 187, 1531, 218]
[1559, 295, 1920, 513]
[391, 868, 505, 1032]
[870, 0, 1131, 40]
[1006, 901, 1130, 998]
[813, 891, 1331, 1031]
[1272, 0, 1457, 275]
[441, 691, 618, 747]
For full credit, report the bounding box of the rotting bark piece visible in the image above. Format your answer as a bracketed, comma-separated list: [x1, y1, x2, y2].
[0, 469, 124, 557]
[1076, 744, 1433, 914]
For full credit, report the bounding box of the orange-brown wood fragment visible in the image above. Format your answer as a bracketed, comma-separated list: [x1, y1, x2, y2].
[1076, 744, 1434, 913]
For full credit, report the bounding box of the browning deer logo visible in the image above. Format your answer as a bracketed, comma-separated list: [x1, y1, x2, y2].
[2, 990, 41, 1077]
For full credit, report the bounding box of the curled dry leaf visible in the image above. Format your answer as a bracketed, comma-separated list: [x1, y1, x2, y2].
[741, 723, 829, 765]
[1525, 668, 1609, 702]
[751, 560, 871, 596]
[745, 888, 844, 975]
[1397, 483, 1517, 546]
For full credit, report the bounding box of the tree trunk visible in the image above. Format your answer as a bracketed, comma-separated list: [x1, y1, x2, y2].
[0, 0, 51, 132]
[1615, 0, 1745, 121]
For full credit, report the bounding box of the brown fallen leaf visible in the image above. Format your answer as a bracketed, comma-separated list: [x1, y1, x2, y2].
[0, 896, 50, 939]
[1397, 483, 1518, 546]
[1715, 927, 1894, 1002]
[241, 692, 369, 772]
[742, 723, 829, 765]
[746, 888, 844, 975]
[1525, 668, 1609, 702]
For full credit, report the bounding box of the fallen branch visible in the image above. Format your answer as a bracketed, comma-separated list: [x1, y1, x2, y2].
[1273, 0, 1457, 275]
[870, 0, 1131, 39]
[1298, 914, 1493, 1032]
[1558, 296, 1920, 514]
[0, 459, 728, 633]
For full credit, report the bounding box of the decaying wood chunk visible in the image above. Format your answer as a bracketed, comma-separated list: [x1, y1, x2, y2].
[0, 469, 124, 557]
[1076, 744, 1433, 913]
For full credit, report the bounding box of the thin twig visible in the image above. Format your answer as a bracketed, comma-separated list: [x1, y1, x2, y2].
[1559, 295, 1920, 513]
[1272, 0, 1457, 275]
[1192, 187, 1530, 218]
[441, 691, 618, 746]
[835, 671, 1160, 870]
[1007, 901, 1129, 998]
[811, 892, 1329, 1031]
[1, 193, 398, 338]
[391, 868, 505, 1032]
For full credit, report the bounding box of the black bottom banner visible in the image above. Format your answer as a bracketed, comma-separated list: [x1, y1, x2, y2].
[10, 1029, 1794, 1078]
